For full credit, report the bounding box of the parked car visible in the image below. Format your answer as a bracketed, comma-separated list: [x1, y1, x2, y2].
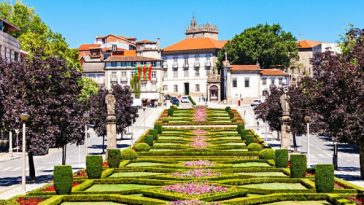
[164, 94, 173, 100]
[181, 96, 189, 103]
[251, 100, 262, 107]
[170, 97, 179, 105]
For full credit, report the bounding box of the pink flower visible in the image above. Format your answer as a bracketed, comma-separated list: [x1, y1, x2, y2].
[162, 182, 227, 195]
[170, 199, 221, 205]
[172, 169, 220, 178]
[192, 129, 208, 135]
[193, 108, 207, 122]
[184, 160, 215, 167]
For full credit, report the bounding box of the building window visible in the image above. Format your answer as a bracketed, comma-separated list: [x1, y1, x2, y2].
[173, 70, 178, 78]
[232, 78, 237, 88]
[271, 78, 275, 85]
[174, 85, 178, 92]
[195, 54, 199, 61]
[152, 71, 157, 79]
[195, 68, 200, 77]
[244, 78, 250, 88]
[121, 71, 126, 78]
[111, 72, 118, 84]
[111, 62, 117, 67]
[184, 56, 188, 65]
[184, 69, 189, 78]
[206, 54, 211, 60]
[131, 71, 135, 77]
[195, 84, 200, 92]
[163, 85, 168, 91]
[173, 56, 178, 62]
[262, 78, 267, 85]
[278, 78, 283, 85]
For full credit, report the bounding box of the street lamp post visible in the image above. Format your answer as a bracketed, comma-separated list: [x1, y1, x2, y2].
[129, 113, 135, 145]
[143, 107, 146, 131]
[19, 112, 30, 194]
[14, 129, 19, 157]
[9, 131, 13, 157]
[304, 116, 312, 168]
[83, 112, 90, 156]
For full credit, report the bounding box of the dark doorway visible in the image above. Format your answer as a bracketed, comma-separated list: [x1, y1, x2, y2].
[184, 83, 189, 95]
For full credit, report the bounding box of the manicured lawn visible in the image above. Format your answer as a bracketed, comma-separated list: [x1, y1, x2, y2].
[150, 149, 177, 152]
[222, 143, 245, 145]
[237, 172, 287, 177]
[157, 136, 183, 140]
[153, 143, 180, 145]
[220, 137, 241, 140]
[85, 184, 159, 192]
[240, 183, 307, 190]
[110, 172, 163, 177]
[266, 201, 331, 205]
[232, 162, 271, 167]
[62, 202, 125, 205]
[225, 149, 248, 151]
[126, 162, 166, 167]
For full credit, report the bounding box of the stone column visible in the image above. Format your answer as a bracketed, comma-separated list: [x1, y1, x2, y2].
[280, 88, 292, 149]
[105, 92, 117, 149]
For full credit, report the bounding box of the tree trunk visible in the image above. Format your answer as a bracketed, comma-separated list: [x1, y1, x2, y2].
[333, 138, 338, 170]
[102, 135, 105, 154]
[61, 145, 67, 165]
[360, 141, 364, 179]
[292, 133, 297, 152]
[28, 151, 35, 181]
[276, 130, 280, 140]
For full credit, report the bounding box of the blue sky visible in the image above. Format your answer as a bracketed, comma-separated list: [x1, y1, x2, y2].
[18, 0, 364, 48]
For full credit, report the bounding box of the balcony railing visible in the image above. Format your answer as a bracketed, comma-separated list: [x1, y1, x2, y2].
[163, 62, 168, 69]
[183, 63, 189, 69]
[205, 60, 211, 67]
[194, 61, 200, 68]
[172, 62, 178, 68]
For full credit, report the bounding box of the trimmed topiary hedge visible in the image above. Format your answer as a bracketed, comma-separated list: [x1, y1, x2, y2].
[240, 130, 250, 140]
[290, 154, 307, 178]
[225, 106, 231, 112]
[168, 108, 174, 116]
[86, 155, 102, 179]
[237, 124, 245, 134]
[54, 165, 73, 195]
[107, 149, 121, 168]
[259, 148, 275, 159]
[149, 129, 159, 140]
[144, 135, 154, 146]
[135, 143, 150, 152]
[315, 164, 334, 193]
[247, 143, 263, 151]
[245, 135, 255, 145]
[120, 148, 137, 161]
[154, 124, 162, 134]
[275, 149, 288, 168]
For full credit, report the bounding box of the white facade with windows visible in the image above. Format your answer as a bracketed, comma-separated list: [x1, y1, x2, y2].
[0, 19, 21, 62]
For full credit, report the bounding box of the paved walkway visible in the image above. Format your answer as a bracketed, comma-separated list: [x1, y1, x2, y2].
[0, 106, 163, 199]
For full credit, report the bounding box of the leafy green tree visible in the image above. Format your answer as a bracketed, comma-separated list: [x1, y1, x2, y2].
[217, 24, 298, 69]
[78, 77, 99, 110]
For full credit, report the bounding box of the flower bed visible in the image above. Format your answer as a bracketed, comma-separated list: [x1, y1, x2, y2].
[193, 107, 207, 122]
[184, 160, 215, 167]
[172, 169, 221, 178]
[162, 182, 227, 195]
[170, 199, 221, 205]
[189, 135, 208, 149]
[16, 196, 46, 205]
[42, 181, 81, 192]
[192, 129, 208, 135]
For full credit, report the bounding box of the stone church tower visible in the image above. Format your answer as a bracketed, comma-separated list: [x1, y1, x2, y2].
[185, 16, 219, 40]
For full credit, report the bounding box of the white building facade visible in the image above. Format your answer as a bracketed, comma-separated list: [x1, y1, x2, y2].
[0, 19, 21, 62]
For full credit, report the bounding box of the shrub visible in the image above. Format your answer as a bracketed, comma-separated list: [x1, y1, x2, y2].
[259, 149, 275, 159]
[168, 108, 174, 116]
[144, 135, 154, 146]
[188, 96, 196, 105]
[245, 135, 255, 145]
[275, 149, 288, 168]
[121, 148, 137, 161]
[240, 130, 250, 140]
[154, 124, 162, 134]
[107, 149, 121, 168]
[290, 154, 307, 178]
[225, 106, 231, 112]
[149, 129, 159, 140]
[86, 155, 102, 179]
[171, 105, 178, 110]
[315, 164, 334, 192]
[54, 165, 73, 194]
[237, 125, 245, 134]
[135, 143, 151, 152]
[247, 143, 263, 151]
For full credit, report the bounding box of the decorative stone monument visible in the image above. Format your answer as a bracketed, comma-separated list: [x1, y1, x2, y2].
[280, 87, 292, 149]
[105, 92, 117, 149]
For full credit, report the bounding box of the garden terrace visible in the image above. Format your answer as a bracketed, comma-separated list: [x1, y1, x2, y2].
[7, 107, 363, 205]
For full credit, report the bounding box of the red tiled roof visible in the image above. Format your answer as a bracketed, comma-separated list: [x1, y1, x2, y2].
[137, 40, 156, 44]
[79, 44, 100, 51]
[105, 55, 160, 62]
[261, 69, 289, 76]
[231, 64, 260, 71]
[297, 40, 321, 49]
[163, 38, 226, 52]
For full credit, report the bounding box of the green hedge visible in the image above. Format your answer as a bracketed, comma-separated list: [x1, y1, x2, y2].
[245, 135, 255, 145]
[290, 154, 307, 178]
[315, 164, 334, 193]
[144, 135, 154, 146]
[107, 149, 121, 168]
[54, 165, 73, 195]
[168, 108, 174, 116]
[259, 149, 275, 159]
[237, 125, 245, 134]
[86, 155, 102, 179]
[101, 168, 114, 179]
[135, 143, 151, 152]
[154, 124, 162, 134]
[247, 143, 263, 151]
[225, 106, 231, 112]
[120, 148, 138, 161]
[275, 149, 288, 168]
[240, 130, 250, 140]
[188, 95, 196, 105]
[149, 129, 159, 140]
